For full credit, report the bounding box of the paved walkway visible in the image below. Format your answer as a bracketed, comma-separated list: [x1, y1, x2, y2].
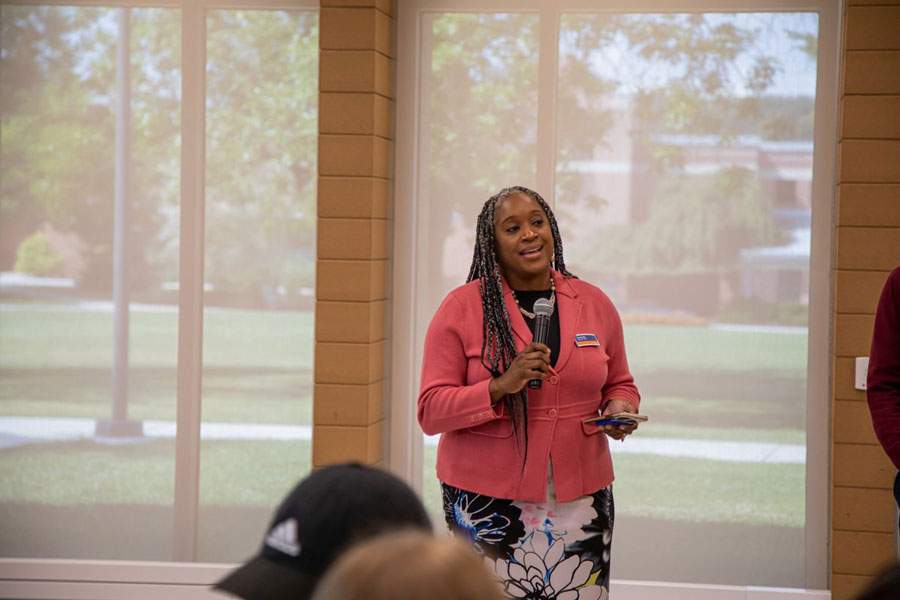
[0, 416, 804, 464]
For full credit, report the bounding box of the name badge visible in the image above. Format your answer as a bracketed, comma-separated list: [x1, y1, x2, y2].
[574, 333, 600, 347]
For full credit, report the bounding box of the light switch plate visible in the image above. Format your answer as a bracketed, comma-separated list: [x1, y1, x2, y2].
[855, 356, 869, 391]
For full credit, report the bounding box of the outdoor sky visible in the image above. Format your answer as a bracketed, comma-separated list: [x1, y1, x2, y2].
[578, 12, 819, 99]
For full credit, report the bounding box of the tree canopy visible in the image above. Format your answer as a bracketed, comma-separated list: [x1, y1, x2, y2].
[424, 11, 817, 281]
[1, 6, 318, 304]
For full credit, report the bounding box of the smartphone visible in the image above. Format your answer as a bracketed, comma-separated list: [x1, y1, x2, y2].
[583, 412, 647, 427]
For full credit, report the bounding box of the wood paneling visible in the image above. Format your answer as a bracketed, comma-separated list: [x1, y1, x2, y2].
[321, 7, 393, 57]
[319, 135, 391, 178]
[833, 530, 897, 574]
[318, 177, 390, 219]
[313, 420, 385, 464]
[831, 574, 877, 600]
[835, 269, 892, 314]
[321, 0, 393, 17]
[320, 93, 392, 137]
[317, 259, 387, 301]
[833, 400, 880, 445]
[833, 486, 897, 533]
[833, 443, 895, 488]
[315, 340, 385, 384]
[840, 140, 900, 183]
[843, 51, 900, 94]
[834, 313, 876, 357]
[314, 382, 383, 426]
[320, 50, 392, 97]
[832, 0, 900, 589]
[834, 356, 868, 401]
[845, 7, 900, 50]
[836, 226, 900, 270]
[841, 96, 900, 139]
[837, 184, 900, 227]
[316, 300, 386, 342]
[318, 218, 389, 260]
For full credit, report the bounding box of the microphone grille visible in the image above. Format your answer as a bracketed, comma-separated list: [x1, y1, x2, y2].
[533, 297, 554, 317]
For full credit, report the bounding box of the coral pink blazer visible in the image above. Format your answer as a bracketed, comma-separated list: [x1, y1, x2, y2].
[418, 270, 640, 503]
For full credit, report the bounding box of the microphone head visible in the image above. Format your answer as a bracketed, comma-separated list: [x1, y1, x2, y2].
[533, 297, 554, 318]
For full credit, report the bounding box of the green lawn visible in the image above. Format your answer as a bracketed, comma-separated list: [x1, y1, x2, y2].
[613, 453, 804, 526]
[0, 306, 313, 424]
[0, 438, 310, 507]
[623, 323, 807, 373]
[623, 323, 807, 433]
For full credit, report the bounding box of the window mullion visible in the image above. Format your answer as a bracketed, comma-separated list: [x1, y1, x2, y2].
[804, 4, 840, 590]
[536, 5, 559, 206]
[173, 0, 206, 563]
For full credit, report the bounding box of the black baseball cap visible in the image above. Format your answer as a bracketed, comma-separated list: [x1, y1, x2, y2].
[215, 462, 432, 600]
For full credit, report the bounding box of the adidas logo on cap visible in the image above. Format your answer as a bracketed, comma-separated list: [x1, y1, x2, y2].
[265, 518, 301, 557]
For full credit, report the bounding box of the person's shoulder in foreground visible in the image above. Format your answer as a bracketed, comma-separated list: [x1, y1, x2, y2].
[867, 265, 900, 469]
[213, 462, 432, 600]
[855, 562, 900, 600]
[311, 530, 506, 600]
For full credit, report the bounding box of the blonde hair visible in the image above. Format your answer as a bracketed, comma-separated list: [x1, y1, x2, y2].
[311, 530, 505, 600]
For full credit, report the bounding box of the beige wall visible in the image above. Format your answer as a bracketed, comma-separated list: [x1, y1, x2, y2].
[831, 1, 900, 598]
[313, 0, 393, 468]
[312, 0, 900, 593]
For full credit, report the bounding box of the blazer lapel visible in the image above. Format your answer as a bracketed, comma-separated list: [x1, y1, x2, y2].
[552, 271, 582, 373]
[501, 270, 582, 372]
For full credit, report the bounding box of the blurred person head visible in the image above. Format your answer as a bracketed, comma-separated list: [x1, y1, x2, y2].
[855, 563, 900, 600]
[311, 530, 507, 600]
[214, 462, 431, 600]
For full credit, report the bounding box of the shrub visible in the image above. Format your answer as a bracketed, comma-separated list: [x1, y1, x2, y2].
[14, 232, 63, 276]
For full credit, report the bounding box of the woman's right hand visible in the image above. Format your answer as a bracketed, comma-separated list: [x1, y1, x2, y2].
[489, 342, 551, 405]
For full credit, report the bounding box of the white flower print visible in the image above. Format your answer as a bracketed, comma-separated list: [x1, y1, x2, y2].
[516, 495, 598, 545]
[485, 537, 608, 600]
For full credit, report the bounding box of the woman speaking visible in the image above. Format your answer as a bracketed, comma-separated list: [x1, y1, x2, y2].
[418, 186, 641, 600]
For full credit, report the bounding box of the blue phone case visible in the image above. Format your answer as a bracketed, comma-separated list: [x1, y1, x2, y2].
[583, 413, 645, 428]
[587, 416, 633, 427]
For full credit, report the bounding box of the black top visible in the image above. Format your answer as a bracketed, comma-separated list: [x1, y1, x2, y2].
[513, 289, 560, 368]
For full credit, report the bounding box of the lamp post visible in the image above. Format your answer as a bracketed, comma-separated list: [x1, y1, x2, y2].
[96, 7, 142, 439]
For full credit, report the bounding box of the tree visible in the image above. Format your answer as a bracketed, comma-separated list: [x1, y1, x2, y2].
[1, 7, 319, 305]
[423, 11, 818, 281]
[204, 9, 318, 302]
[422, 13, 542, 295]
[637, 168, 778, 273]
[1, 6, 180, 292]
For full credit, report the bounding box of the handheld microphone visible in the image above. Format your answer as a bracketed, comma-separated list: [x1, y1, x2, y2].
[528, 297, 554, 389]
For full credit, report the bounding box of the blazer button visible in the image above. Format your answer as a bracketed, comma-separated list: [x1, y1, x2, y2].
[549, 375, 559, 384]
[548, 408, 558, 418]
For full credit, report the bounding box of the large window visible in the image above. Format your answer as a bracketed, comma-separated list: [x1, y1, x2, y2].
[0, 1, 317, 563]
[395, 0, 837, 589]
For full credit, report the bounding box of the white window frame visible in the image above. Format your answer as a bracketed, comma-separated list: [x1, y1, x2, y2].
[0, 0, 317, 593]
[390, 0, 840, 591]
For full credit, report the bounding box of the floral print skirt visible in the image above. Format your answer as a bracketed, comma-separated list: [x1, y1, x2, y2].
[441, 479, 614, 600]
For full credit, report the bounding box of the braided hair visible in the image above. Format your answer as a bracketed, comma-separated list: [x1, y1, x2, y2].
[466, 186, 576, 460]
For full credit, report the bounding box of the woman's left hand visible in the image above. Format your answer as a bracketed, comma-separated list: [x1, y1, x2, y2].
[601, 398, 638, 441]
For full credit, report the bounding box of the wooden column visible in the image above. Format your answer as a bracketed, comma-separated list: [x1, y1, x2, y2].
[830, 1, 900, 598]
[313, 0, 394, 468]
